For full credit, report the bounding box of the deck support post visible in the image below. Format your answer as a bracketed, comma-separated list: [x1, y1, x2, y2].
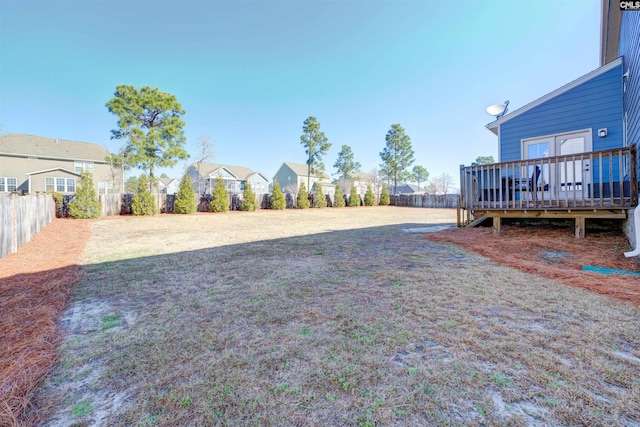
[493, 216, 501, 236]
[575, 217, 586, 238]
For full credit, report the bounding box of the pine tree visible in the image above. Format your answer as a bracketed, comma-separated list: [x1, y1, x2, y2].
[379, 184, 390, 206]
[132, 175, 157, 215]
[348, 185, 360, 207]
[312, 183, 327, 208]
[210, 176, 229, 212]
[333, 185, 345, 207]
[68, 171, 101, 219]
[297, 182, 310, 209]
[364, 184, 375, 206]
[174, 172, 196, 214]
[270, 182, 286, 210]
[241, 181, 257, 211]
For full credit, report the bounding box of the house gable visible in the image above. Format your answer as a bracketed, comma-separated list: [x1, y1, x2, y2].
[497, 60, 624, 162]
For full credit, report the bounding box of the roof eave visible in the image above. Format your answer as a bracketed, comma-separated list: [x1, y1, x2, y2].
[600, 0, 622, 66]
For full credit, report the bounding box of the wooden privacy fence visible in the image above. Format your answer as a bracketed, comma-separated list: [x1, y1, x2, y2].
[391, 194, 458, 208]
[0, 194, 55, 258]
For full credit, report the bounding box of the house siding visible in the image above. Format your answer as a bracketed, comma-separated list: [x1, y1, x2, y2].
[0, 155, 112, 194]
[499, 63, 624, 162]
[618, 11, 640, 148]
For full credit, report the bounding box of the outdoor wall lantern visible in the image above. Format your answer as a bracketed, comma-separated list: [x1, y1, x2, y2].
[598, 128, 608, 138]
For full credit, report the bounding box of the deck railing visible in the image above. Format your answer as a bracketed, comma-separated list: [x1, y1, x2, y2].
[459, 145, 637, 211]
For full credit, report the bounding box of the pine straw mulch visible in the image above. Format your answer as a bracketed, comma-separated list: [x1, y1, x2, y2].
[427, 224, 640, 306]
[0, 218, 91, 427]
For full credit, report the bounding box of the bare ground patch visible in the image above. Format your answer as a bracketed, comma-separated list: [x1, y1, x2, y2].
[22, 208, 640, 426]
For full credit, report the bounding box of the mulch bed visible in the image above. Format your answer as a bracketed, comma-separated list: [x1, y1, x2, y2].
[0, 218, 91, 426]
[427, 225, 640, 306]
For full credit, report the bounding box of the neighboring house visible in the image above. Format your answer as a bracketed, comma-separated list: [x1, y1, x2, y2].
[158, 177, 180, 195]
[393, 184, 421, 195]
[272, 162, 335, 198]
[0, 133, 118, 195]
[352, 172, 375, 196]
[187, 162, 269, 195]
[458, 0, 640, 240]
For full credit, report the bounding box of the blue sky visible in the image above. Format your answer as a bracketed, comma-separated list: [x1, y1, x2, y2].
[0, 0, 601, 190]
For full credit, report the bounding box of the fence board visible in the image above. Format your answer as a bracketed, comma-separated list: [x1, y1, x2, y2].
[390, 194, 458, 208]
[0, 194, 55, 259]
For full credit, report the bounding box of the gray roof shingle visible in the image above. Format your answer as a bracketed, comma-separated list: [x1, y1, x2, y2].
[0, 134, 109, 162]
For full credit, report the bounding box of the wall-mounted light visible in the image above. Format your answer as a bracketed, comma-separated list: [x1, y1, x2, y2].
[598, 128, 608, 138]
[623, 70, 630, 79]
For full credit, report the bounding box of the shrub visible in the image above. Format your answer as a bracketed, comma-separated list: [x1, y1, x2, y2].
[241, 181, 257, 211]
[68, 171, 101, 219]
[379, 184, 390, 206]
[364, 184, 375, 206]
[270, 182, 286, 210]
[209, 176, 229, 213]
[333, 185, 345, 208]
[348, 185, 360, 207]
[174, 173, 197, 214]
[132, 175, 157, 215]
[297, 182, 310, 209]
[312, 184, 327, 208]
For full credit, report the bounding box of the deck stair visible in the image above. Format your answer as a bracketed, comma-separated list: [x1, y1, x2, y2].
[464, 216, 490, 228]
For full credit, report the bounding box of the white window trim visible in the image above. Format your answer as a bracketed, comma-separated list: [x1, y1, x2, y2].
[48, 177, 77, 193]
[0, 177, 17, 192]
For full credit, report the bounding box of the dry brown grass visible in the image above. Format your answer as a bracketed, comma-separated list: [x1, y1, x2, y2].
[19, 208, 640, 426]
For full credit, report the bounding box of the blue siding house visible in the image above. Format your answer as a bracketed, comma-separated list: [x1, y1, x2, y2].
[458, 0, 640, 241]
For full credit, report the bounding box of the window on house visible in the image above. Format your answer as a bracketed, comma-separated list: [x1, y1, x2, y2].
[0, 177, 4, 192]
[6, 178, 17, 192]
[66, 178, 76, 193]
[74, 161, 94, 173]
[98, 182, 114, 195]
[56, 178, 66, 192]
[45, 177, 55, 191]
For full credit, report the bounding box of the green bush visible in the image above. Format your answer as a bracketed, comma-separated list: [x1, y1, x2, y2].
[241, 181, 257, 211]
[174, 173, 197, 214]
[209, 176, 229, 213]
[364, 184, 375, 206]
[379, 184, 390, 206]
[348, 185, 360, 207]
[270, 182, 286, 210]
[132, 175, 157, 215]
[333, 185, 345, 207]
[297, 182, 310, 209]
[68, 171, 101, 219]
[312, 184, 327, 208]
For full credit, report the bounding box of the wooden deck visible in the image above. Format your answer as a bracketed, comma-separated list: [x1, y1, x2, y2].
[457, 145, 638, 237]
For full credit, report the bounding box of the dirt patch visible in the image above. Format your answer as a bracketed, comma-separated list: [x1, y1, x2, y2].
[0, 218, 92, 426]
[427, 225, 640, 305]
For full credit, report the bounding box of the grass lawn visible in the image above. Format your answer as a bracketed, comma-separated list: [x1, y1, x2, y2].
[33, 207, 639, 426]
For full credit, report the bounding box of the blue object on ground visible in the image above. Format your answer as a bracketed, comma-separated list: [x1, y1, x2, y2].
[582, 265, 640, 276]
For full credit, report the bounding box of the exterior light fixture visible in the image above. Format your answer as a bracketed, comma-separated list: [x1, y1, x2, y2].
[598, 128, 608, 138]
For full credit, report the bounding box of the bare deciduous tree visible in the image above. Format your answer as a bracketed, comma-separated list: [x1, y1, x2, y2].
[194, 134, 214, 194]
[431, 173, 453, 195]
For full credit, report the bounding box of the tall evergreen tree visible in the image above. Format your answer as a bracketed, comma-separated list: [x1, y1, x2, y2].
[297, 181, 310, 209]
[132, 175, 157, 215]
[379, 184, 390, 206]
[270, 182, 286, 210]
[333, 145, 361, 181]
[210, 176, 229, 212]
[364, 184, 375, 206]
[348, 185, 360, 207]
[68, 171, 101, 219]
[174, 172, 197, 214]
[300, 116, 331, 191]
[411, 165, 429, 191]
[241, 181, 257, 211]
[380, 124, 415, 194]
[333, 184, 345, 208]
[312, 183, 327, 208]
[106, 85, 188, 191]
